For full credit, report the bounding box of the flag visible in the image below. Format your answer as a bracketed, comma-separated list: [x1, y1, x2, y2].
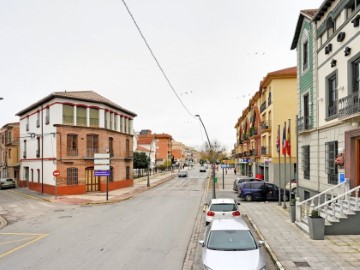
[286, 120, 291, 156]
[276, 125, 280, 153]
[282, 122, 286, 155]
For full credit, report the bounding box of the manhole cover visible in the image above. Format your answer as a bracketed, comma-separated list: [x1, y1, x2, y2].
[294, 261, 310, 267]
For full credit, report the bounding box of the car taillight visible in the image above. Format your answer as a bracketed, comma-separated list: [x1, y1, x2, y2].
[207, 211, 215, 217]
[232, 211, 240, 216]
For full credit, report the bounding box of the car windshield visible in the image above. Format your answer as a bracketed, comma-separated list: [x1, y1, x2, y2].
[207, 230, 257, 251]
[210, 203, 237, 212]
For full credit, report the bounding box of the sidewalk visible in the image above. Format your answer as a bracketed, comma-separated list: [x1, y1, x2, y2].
[5, 171, 177, 206]
[214, 170, 360, 270]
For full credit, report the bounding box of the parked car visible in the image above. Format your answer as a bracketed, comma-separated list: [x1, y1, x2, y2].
[199, 218, 267, 270]
[199, 166, 207, 172]
[233, 176, 262, 192]
[238, 181, 293, 202]
[205, 198, 241, 225]
[178, 170, 188, 178]
[0, 178, 16, 189]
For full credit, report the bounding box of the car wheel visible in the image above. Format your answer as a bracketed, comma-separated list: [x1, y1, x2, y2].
[244, 194, 253, 202]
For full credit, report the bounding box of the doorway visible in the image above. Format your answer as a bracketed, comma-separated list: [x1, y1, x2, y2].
[85, 167, 100, 192]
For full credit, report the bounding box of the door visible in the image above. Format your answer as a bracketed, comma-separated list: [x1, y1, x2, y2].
[355, 138, 360, 188]
[85, 167, 100, 192]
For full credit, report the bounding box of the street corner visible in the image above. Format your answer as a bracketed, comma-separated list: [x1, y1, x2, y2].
[51, 196, 93, 205]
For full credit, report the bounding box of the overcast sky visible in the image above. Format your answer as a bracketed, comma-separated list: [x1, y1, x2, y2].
[0, 0, 324, 151]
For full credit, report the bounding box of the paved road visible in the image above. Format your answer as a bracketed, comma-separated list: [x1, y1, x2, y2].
[0, 169, 206, 270]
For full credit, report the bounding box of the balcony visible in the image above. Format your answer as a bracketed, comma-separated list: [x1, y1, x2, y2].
[249, 128, 259, 138]
[338, 91, 360, 119]
[261, 146, 271, 157]
[85, 148, 100, 158]
[249, 149, 258, 157]
[243, 134, 249, 142]
[261, 120, 271, 133]
[67, 148, 78, 156]
[298, 116, 311, 132]
[260, 101, 267, 113]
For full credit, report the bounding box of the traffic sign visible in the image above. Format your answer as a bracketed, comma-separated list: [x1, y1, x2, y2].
[94, 170, 110, 176]
[94, 153, 110, 159]
[53, 170, 60, 177]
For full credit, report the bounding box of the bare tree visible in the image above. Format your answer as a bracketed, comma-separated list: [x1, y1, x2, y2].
[199, 140, 227, 163]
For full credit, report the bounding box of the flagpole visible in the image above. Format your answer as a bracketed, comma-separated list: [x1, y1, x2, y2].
[288, 118, 292, 197]
[283, 121, 287, 209]
[278, 124, 281, 206]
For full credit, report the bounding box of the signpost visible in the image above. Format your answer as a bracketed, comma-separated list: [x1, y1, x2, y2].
[94, 153, 110, 200]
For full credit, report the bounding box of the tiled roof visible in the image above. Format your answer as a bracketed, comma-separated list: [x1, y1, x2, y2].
[137, 137, 154, 144]
[16, 90, 137, 117]
[260, 66, 297, 88]
[136, 145, 150, 152]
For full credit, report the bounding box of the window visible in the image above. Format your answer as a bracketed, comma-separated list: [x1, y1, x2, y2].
[26, 117, 29, 131]
[104, 111, 108, 129]
[67, 134, 78, 156]
[126, 139, 130, 157]
[8, 149, 11, 159]
[352, 57, 360, 93]
[36, 137, 40, 158]
[90, 108, 99, 127]
[110, 167, 114, 182]
[76, 106, 87, 126]
[302, 40, 309, 71]
[36, 111, 40, 128]
[302, 145, 310, 180]
[67, 167, 78, 185]
[109, 137, 114, 157]
[326, 17, 335, 38]
[303, 94, 310, 129]
[346, 0, 360, 19]
[304, 191, 310, 200]
[114, 115, 117, 131]
[45, 107, 50, 125]
[110, 112, 113, 130]
[37, 169, 40, 183]
[23, 140, 27, 158]
[126, 166, 130, 179]
[63, 104, 74, 125]
[31, 169, 34, 182]
[120, 116, 123, 132]
[86, 134, 99, 157]
[325, 141, 338, 185]
[327, 73, 337, 118]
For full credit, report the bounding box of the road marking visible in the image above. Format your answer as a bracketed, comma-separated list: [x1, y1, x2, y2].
[8, 190, 52, 202]
[0, 233, 48, 258]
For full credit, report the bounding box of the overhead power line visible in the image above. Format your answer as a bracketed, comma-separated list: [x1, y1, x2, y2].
[121, 0, 193, 117]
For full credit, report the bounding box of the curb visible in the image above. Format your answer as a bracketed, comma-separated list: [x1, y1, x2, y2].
[80, 174, 177, 206]
[246, 214, 284, 270]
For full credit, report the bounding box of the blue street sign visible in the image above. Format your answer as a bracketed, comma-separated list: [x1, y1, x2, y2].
[94, 170, 110, 176]
[339, 173, 345, 183]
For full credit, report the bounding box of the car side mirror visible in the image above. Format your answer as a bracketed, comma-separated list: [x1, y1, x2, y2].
[258, 240, 265, 247]
[199, 240, 205, 247]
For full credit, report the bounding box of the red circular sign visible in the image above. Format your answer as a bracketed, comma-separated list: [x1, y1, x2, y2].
[53, 170, 60, 177]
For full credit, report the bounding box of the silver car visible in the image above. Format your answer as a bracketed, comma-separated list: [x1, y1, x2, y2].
[199, 218, 267, 270]
[0, 178, 16, 189]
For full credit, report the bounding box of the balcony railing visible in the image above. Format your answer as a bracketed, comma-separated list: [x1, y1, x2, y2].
[249, 149, 258, 156]
[261, 120, 271, 132]
[86, 148, 100, 158]
[261, 146, 271, 156]
[249, 128, 258, 137]
[338, 91, 360, 118]
[243, 134, 249, 141]
[298, 116, 310, 132]
[67, 148, 78, 156]
[260, 101, 267, 113]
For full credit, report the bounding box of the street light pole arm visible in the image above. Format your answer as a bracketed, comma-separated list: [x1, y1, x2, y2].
[195, 115, 212, 149]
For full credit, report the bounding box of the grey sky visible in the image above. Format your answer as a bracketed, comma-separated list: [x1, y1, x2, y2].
[0, 0, 324, 151]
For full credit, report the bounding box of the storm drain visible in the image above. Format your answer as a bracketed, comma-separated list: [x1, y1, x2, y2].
[294, 261, 310, 267]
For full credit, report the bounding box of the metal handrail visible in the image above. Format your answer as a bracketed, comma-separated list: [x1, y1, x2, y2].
[296, 180, 349, 222]
[314, 185, 359, 211]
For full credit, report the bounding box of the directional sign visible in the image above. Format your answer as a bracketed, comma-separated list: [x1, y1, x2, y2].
[94, 170, 110, 176]
[94, 153, 110, 159]
[94, 165, 110, 171]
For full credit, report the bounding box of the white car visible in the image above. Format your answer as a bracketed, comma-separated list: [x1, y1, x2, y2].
[178, 170, 188, 177]
[205, 198, 241, 225]
[199, 218, 267, 270]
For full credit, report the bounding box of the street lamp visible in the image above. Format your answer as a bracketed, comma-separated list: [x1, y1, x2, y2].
[195, 114, 216, 199]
